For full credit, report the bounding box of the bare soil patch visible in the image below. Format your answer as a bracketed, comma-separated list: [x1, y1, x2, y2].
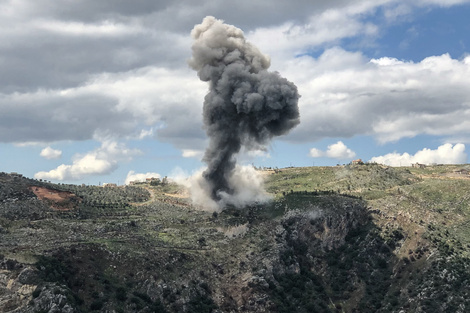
[29, 186, 81, 211]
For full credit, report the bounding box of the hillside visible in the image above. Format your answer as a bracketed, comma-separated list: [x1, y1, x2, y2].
[0, 164, 469, 313]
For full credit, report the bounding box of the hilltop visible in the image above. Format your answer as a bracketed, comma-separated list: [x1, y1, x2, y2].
[0, 164, 469, 312]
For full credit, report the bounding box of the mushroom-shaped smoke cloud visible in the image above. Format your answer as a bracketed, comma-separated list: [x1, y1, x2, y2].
[189, 16, 300, 207]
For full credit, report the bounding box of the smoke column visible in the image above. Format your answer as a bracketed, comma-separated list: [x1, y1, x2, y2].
[189, 16, 300, 204]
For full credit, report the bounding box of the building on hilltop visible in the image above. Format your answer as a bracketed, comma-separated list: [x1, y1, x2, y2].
[146, 177, 160, 182]
[412, 163, 426, 169]
[351, 159, 364, 165]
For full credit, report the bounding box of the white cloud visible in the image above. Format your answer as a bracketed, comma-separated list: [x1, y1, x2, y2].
[249, 3, 380, 61]
[35, 155, 114, 181]
[2, 0, 470, 164]
[125, 171, 161, 185]
[370, 143, 467, 166]
[0, 66, 207, 150]
[34, 20, 145, 37]
[182, 149, 204, 158]
[288, 50, 470, 144]
[417, 0, 470, 7]
[39, 146, 62, 159]
[245, 149, 271, 159]
[136, 127, 157, 140]
[309, 148, 324, 158]
[233, 148, 272, 165]
[310, 141, 356, 159]
[35, 140, 141, 181]
[0, 0, 403, 150]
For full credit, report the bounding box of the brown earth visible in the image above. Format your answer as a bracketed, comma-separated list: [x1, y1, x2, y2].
[29, 186, 81, 211]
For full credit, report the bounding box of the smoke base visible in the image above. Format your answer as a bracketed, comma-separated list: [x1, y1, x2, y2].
[175, 165, 272, 212]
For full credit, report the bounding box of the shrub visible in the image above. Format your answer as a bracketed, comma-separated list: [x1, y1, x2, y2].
[90, 300, 104, 311]
[115, 286, 127, 301]
[133, 291, 152, 303]
[32, 287, 41, 298]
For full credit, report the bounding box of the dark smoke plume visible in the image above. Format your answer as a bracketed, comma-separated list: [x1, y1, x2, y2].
[189, 16, 300, 203]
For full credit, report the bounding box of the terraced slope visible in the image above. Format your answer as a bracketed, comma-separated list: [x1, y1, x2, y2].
[0, 164, 469, 312]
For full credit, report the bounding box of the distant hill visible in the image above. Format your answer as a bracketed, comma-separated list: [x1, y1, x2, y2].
[1, 164, 469, 312]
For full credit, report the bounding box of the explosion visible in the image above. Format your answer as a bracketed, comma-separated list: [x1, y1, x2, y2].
[189, 16, 300, 208]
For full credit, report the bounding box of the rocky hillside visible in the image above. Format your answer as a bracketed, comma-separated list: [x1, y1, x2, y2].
[0, 164, 469, 313]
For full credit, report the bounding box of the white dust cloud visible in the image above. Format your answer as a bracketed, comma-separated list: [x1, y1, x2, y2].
[172, 165, 272, 212]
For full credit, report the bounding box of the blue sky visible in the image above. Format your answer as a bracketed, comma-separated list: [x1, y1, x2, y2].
[1, 0, 470, 185]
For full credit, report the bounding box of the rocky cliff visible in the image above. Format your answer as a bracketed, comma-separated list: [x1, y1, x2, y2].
[0, 165, 469, 312]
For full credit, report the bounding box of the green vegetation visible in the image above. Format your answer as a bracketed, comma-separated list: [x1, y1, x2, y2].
[265, 164, 415, 197]
[1, 165, 469, 312]
[49, 183, 151, 208]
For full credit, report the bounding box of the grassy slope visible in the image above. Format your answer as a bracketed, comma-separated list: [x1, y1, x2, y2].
[265, 164, 470, 312]
[1, 165, 470, 312]
[265, 164, 470, 247]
